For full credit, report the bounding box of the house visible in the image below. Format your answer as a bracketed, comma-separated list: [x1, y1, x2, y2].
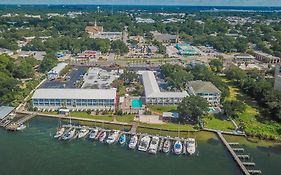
[188, 80, 221, 106]
[0, 48, 14, 56]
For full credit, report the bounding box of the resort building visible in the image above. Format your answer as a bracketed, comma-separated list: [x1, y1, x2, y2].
[32, 88, 117, 111]
[252, 51, 280, 64]
[274, 64, 281, 91]
[141, 71, 188, 105]
[188, 80, 221, 106]
[47, 63, 68, 80]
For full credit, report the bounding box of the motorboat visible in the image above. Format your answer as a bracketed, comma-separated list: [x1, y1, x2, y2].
[89, 129, 99, 139]
[138, 135, 151, 152]
[128, 135, 138, 149]
[162, 139, 171, 153]
[174, 140, 183, 155]
[106, 131, 119, 144]
[78, 127, 89, 139]
[54, 127, 65, 138]
[186, 138, 196, 155]
[16, 124, 26, 131]
[62, 128, 76, 140]
[148, 136, 160, 154]
[158, 138, 164, 151]
[99, 131, 107, 142]
[118, 134, 126, 145]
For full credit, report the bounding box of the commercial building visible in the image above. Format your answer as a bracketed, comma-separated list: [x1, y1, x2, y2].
[85, 22, 122, 40]
[47, 63, 68, 80]
[151, 31, 178, 43]
[274, 64, 281, 91]
[78, 50, 101, 58]
[32, 88, 117, 111]
[188, 80, 221, 106]
[253, 51, 280, 64]
[85, 22, 104, 36]
[141, 71, 188, 105]
[175, 44, 200, 56]
[0, 106, 15, 120]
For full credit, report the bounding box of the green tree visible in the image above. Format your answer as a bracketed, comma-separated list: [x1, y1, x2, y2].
[223, 101, 246, 119]
[177, 96, 209, 124]
[209, 59, 223, 73]
[39, 55, 58, 73]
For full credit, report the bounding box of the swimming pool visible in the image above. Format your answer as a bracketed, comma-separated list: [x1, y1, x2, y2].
[208, 107, 216, 113]
[131, 99, 142, 108]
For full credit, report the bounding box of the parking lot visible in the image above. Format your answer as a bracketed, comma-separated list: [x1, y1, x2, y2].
[40, 67, 87, 89]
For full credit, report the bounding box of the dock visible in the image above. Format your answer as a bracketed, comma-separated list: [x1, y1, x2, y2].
[242, 162, 256, 166]
[5, 113, 36, 131]
[248, 170, 262, 174]
[217, 132, 251, 175]
[233, 148, 245, 152]
[237, 155, 250, 159]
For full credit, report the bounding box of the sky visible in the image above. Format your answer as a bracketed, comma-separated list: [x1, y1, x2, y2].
[0, 0, 281, 6]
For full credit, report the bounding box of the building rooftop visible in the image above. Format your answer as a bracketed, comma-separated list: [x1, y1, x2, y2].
[141, 71, 188, 98]
[32, 88, 117, 100]
[0, 106, 14, 120]
[189, 80, 221, 94]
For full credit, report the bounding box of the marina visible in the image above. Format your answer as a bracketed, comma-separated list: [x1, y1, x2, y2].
[57, 124, 197, 156]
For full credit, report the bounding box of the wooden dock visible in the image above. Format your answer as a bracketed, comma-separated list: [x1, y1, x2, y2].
[217, 132, 251, 175]
[5, 113, 36, 131]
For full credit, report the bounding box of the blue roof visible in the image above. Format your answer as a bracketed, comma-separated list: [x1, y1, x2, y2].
[0, 106, 14, 119]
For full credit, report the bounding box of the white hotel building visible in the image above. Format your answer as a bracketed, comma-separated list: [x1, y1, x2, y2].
[141, 71, 189, 105]
[32, 88, 116, 111]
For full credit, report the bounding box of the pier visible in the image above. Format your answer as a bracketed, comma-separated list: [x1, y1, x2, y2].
[216, 132, 250, 175]
[233, 148, 245, 152]
[5, 112, 36, 131]
[242, 162, 256, 166]
[237, 155, 250, 159]
[248, 170, 262, 174]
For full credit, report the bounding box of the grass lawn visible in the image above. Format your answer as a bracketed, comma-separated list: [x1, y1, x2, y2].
[115, 115, 135, 123]
[41, 111, 59, 115]
[202, 116, 235, 131]
[139, 122, 195, 131]
[148, 105, 177, 114]
[225, 86, 239, 101]
[70, 112, 113, 121]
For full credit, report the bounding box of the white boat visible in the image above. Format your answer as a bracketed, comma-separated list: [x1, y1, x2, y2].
[186, 138, 196, 155]
[99, 131, 107, 142]
[138, 135, 151, 152]
[148, 136, 160, 154]
[174, 140, 183, 155]
[128, 135, 138, 149]
[118, 134, 126, 145]
[78, 127, 89, 139]
[89, 129, 99, 139]
[106, 131, 119, 144]
[158, 138, 164, 151]
[54, 127, 65, 138]
[16, 124, 26, 131]
[162, 139, 171, 153]
[62, 128, 76, 140]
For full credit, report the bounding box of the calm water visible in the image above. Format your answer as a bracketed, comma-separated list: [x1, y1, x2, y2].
[0, 117, 280, 175]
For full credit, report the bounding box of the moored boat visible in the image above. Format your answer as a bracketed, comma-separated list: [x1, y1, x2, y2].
[78, 127, 89, 139]
[54, 127, 65, 138]
[162, 139, 171, 153]
[174, 140, 183, 155]
[62, 128, 76, 140]
[99, 131, 107, 142]
[16, 124, 27, 131]
[119, 134, 126, 145]
[186, 138, 196, 155]
[138, 135, 151, 152]
[128, 135, 138, 149]
[148, 136, 160, 154]
[106, 131, 119, 144]
[89, 129, 99, 139]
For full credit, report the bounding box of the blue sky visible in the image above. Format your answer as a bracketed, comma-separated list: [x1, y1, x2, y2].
[0, 0, 280, 6]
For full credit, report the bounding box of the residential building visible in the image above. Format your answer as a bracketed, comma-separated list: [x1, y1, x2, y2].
[32, 88, 117, 111]
[188, 80, 221, 106]
[253, 51, 280, 64]
[47, 63, 68, 80]
[141, 71, 188, 105]
[274, 64, 281, 91]
[0, 48, 14, 56]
